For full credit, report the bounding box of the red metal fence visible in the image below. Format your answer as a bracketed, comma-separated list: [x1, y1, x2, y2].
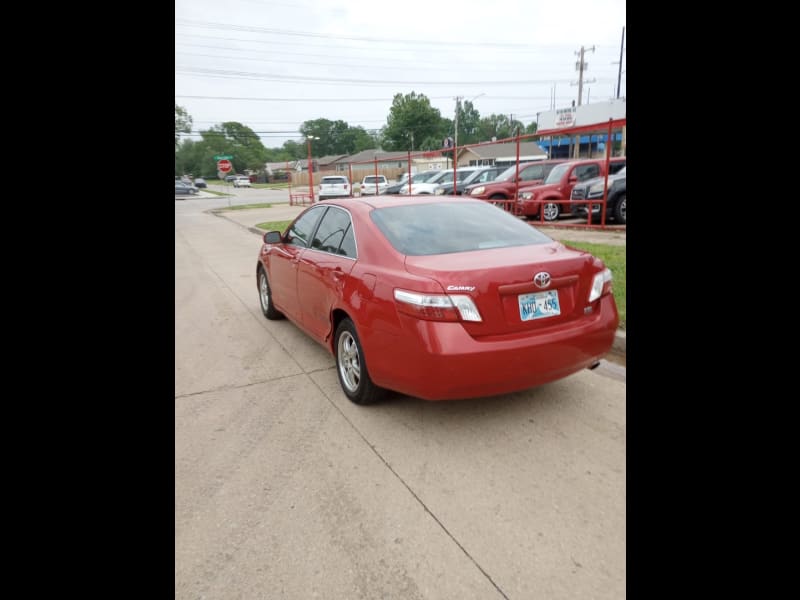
[290, 117, 625, 230]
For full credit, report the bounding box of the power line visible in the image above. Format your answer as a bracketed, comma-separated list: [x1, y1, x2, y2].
[175, 49, 576, 75]
[174, 33, 573, 58]
[175, 94, 435, 102]
[176, 66, 610, 86]
[175, 19, 571, 49]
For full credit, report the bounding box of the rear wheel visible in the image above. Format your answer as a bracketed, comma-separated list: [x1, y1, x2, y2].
[257, 267, 284, 320]
[612, 194, 626, 224]
[335, 318, 385, 405]
[542, 201, 560, 221]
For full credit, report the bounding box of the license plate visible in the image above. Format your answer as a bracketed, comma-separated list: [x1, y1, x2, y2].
[518, 290, 560, 321]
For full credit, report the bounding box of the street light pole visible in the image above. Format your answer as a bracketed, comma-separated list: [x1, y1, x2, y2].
[306, 135, 320, 201]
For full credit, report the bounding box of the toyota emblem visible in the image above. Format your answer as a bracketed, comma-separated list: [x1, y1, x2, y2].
[533, 272, 551, 288]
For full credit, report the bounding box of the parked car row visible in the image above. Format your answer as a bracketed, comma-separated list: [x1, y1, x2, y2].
[307, 159, 626, 224]
[514, 157, 626, 221]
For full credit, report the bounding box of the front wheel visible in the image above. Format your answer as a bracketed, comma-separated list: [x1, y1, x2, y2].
[490, 194, 507, 209]
[612, 194, 626, 224]
[542, 201, 560, 221]
[335, 318, 385, 405]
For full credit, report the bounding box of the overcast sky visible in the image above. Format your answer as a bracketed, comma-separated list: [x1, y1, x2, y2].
[175, 0, 626, 149]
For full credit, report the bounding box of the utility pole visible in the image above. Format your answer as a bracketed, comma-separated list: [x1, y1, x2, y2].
[454, 96, 462, 150]
[572, 45, 595, 157]
[616, 27, 625, 98]
[453, 96, 462, 170]
[574, 45, 596, 107]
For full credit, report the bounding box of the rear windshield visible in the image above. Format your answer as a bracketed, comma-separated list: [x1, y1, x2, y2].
[321, 177, 347, 184]
[364, 176, 384, 184]
[371, 202, 553, 256]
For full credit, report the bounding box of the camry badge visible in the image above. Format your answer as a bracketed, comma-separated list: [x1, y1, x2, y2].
[447, 285, 475, 292]
[533, 272, 551, 288]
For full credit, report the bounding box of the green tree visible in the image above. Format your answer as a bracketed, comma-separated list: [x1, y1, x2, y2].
[381, 92, 446, 151]
[454, 99, 482, 146]
[175, 104, 193, 148]
[281, 140, 306, 161]
[340, 126, 378, 153]
[299, 119, 381, 156]
[477, 114, 525, 142]
[200, 122, 268, 173]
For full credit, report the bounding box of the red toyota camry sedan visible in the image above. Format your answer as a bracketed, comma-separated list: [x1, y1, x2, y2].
[256, 196, 618, 403]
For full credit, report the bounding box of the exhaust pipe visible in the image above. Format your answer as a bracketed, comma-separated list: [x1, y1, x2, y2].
[588, 361, 601, 370]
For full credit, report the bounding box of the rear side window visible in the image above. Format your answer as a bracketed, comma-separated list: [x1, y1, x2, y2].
[575, 164, 600, 181]
[609, 161, 626, 175]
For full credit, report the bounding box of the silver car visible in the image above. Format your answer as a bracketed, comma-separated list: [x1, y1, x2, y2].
[175, 181, 198, 195]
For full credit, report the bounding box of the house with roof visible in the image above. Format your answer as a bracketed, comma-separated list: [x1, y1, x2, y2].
[456, 141, 548, 167]
[335, 149, 411, 174]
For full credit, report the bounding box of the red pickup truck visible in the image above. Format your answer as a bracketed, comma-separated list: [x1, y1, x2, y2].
[515, 157, 626, 220]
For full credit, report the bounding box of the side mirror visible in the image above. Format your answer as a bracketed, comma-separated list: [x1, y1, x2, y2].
[263, 231, 282, 244]
[568, 175, 578, 183]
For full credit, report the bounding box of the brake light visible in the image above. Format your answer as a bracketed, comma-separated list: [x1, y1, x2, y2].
[394, 289, 482, 322]
[588, 268, 613, 302]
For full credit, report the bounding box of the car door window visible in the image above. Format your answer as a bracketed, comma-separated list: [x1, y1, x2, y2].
[310, 207, 356, 256]
[287, 206, 327, 248]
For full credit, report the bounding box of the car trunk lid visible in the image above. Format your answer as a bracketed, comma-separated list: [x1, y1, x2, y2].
[404, 243, 598, 336]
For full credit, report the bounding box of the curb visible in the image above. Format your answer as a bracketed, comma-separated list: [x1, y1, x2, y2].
[611, 330, 626, 361]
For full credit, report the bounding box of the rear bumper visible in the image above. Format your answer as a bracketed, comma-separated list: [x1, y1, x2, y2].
[366, 295, 619, 401]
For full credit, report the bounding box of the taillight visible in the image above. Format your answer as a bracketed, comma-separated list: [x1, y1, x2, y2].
[588, 268, 613, 302]
[394, 289, 482, 322]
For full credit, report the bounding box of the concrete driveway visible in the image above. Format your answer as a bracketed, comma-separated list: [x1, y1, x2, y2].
[175, 195, 626, 599]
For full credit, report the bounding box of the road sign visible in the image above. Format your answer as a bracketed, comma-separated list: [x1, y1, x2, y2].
[213, 154, 233, 160]
[217, 159, 233, 173]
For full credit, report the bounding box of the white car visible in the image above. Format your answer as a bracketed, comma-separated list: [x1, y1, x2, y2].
[318, 176, 351, 200]
[360, 175, 388, 195]
[233, 176, 252, 188]
[399, 167, 482, 195]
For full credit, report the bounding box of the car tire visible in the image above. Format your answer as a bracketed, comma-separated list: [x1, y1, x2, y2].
[543, 201, 560, 221]
[257, 267, 284, 320]
[335, 318, 385, 405]
[489, 194, 507, 209]
[612, 193, 626, 224]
